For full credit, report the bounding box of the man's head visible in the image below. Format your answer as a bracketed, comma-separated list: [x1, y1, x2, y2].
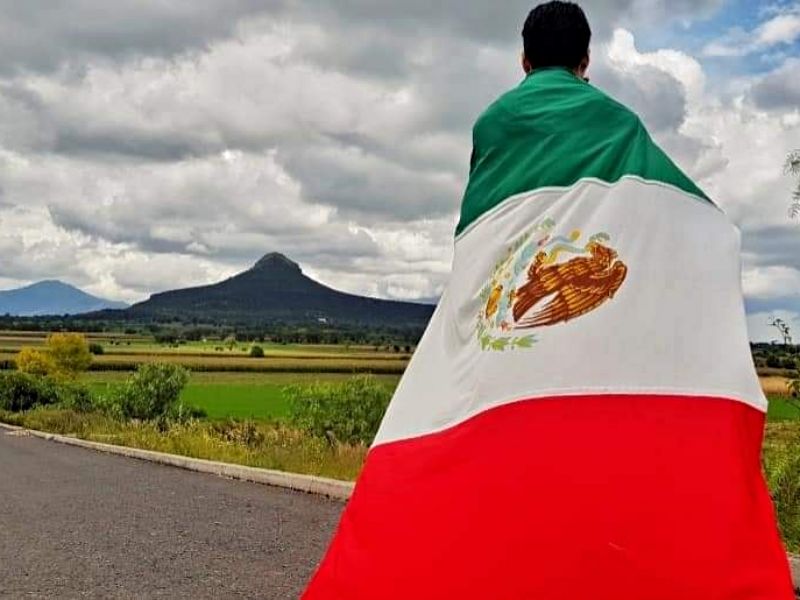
[521, 1, 591, 78]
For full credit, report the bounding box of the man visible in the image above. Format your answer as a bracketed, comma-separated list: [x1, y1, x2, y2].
[303, 2, 794, 598]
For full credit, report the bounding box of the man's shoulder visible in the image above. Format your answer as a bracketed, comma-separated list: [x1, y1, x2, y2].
[475, 75, 641, 135]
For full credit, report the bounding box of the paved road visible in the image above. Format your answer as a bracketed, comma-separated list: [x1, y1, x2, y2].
[0, 430, 344, 599]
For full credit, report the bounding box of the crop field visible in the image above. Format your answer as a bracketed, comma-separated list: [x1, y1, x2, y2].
[760, 377, 800, 420]
[85, 371, 401, 421]
[4, 331, 800, 423]
[0, 332, 400, 356]
[0, 331, 411, 374]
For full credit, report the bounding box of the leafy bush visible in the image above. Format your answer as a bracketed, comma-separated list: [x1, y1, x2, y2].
[286, 374, 391, 445]
[57, 383, 97, 413]
[0, 371, 61, 411]
[88, 342, 105, 355]
[249, 345, 265, 358]
[767, 355, 782, 369]
[16, 348, 55, 376]
[46, 333, 92, 378]
[109, 363, 196, 423]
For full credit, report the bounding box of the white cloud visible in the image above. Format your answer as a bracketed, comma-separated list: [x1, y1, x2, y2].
[0, 0, 797, 340]
[703, 9, 800, 57]
[607, 29, 706, 102]
[757, 12, 800, 45]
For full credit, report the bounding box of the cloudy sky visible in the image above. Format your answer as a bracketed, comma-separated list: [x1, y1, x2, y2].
[0, 0, 797, 341]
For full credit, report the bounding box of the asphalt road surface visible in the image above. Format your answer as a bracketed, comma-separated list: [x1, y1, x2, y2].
[0, 430, 344, 599]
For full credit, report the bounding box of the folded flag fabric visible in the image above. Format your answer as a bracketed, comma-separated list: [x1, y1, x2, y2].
[302, 67, 794, 599]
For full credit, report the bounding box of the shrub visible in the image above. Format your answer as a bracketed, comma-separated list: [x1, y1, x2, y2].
[111, 363, 192, 423]
[16, 348, 55, 376]
[763, 426, 800, 550]
[0, 371, 60, 411]
[88, 342, 105, 355]
[767, 355, 781, 369]
[57, 382, 96, 413]
[249, 345, 265, 358]
[46, 333, 92, 378]
[286, 374, 391, 445]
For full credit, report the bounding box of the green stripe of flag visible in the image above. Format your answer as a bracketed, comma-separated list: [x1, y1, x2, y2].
[456, 68, 711, 236]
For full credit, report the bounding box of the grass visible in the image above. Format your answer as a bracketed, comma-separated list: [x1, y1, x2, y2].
[178, 384, 293, 420]
[84, 371, 401, 421]
[85, 381, 294, 421]
[767, 395, 800, 421]
[0, 407, 367, 481]
[763, 421, 800, 552]
[761, 376, 800, 421]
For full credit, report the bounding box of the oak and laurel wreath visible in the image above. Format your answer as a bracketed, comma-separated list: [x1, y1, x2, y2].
[476, 318, 537, 351]
[476, 228, 541, 352]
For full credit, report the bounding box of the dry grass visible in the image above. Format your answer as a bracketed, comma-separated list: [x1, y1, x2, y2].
[761, 376, 791, 396]
[763, 422, 800, 552]
[0, 408, 367, 481]
[0, 351, 409, 374]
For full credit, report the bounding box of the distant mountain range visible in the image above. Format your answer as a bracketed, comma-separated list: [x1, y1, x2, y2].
[103, 252, 435, 327]
[0, 280, 128, 316]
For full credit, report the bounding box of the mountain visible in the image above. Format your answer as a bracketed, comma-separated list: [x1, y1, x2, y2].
[121, 253, 435, 326]
[0, 280, 128, 316]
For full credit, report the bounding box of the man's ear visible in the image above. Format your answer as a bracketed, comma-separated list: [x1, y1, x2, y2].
[578, 52, 590, 78]
[521, 51, 532, 74]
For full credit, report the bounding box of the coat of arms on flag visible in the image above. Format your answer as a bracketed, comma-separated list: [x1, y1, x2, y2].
[477, 219, 627, 351]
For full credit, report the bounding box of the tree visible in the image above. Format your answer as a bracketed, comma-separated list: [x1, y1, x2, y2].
[769, 317, 792, 347]
[113, 363, 192, 423]
[787, 150, 800, 217]
[46, 332, 92, 378]
[15, 348, 55, 376]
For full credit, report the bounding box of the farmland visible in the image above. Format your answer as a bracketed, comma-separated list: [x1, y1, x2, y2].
[84, 371, 401, 421]
[0, 331, 411, 374]
[1, 330, 406, 422]
[3, 331, 800, 424]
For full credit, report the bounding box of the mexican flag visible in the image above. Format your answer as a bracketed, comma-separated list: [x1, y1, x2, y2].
[302, 68, 794, 599]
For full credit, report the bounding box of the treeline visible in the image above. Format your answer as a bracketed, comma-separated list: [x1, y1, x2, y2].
[0, 315, 425, 346]
[751, 342, 800, 372]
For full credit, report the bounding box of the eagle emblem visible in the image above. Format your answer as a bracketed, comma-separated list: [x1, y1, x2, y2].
[476, 219, 628, 351]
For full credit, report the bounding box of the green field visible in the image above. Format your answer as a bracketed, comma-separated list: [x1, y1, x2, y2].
[85, 371, 800, 424]
[766, 394, 800, 421]
[8, 330, 800, 424]
[85, 371, 402, 421]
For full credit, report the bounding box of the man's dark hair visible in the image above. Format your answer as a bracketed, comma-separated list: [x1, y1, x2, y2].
[522, 1, 591, 70]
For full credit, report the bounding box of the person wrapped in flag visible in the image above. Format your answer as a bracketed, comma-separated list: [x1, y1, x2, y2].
[303, 2, 794, 598]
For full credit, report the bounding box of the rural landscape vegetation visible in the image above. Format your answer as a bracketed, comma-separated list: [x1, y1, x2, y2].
[2, 238, 800, 552]
[0, 1, 797, 596]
